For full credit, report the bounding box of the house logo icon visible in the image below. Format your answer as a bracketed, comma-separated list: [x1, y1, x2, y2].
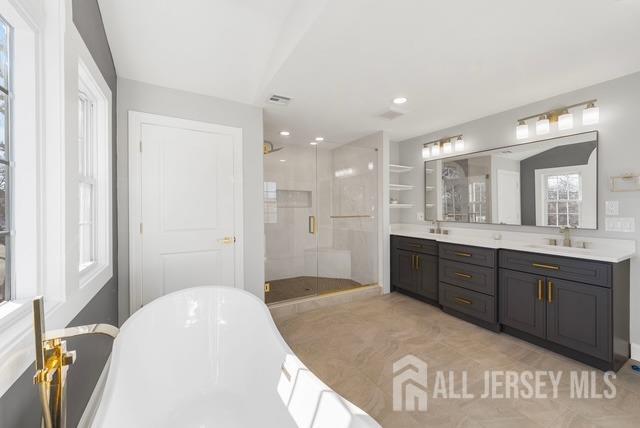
[392, 355, 428, 412]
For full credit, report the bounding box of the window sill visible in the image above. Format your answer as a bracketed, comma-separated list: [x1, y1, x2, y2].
[0, 299, 32, 330]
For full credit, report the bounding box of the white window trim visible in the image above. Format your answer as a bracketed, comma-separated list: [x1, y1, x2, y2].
[0, 0, 113, 397]
[77, 53, 112, 290]
[535, 166, 585, 227]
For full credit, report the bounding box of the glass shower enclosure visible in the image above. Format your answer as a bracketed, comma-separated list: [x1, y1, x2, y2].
[263, 142, 378, 304]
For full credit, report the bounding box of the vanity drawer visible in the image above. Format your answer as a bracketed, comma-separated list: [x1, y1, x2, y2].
[499, 250, 611, 287]
[439, 243, 496, 267]
[391, 235, 438, 256]
[439, 259, 496, 296]
[439, 283, 496, 324]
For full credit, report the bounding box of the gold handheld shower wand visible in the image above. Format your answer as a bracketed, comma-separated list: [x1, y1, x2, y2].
[32, 297, 119, 428]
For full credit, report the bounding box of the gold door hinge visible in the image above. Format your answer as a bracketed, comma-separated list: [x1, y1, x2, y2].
[139, 140, 143, 153]
[264, 283, 271, 293]
[140, 223, 143, 234]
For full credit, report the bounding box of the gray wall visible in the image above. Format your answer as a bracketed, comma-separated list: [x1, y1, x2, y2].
[520, 141, 597, 225]
[0, 1, 118, 427]
[116, 78, 265, 324]
[394, 70, 640, 349]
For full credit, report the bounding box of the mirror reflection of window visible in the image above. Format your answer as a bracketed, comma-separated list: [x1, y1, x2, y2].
[544, 173, 581, 227]
[468, 181, 487, 223]
[424, 131, 598, 230]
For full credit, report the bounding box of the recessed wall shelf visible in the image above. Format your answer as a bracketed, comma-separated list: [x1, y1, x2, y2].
[425, 168, 434, 174]
[389, 183, 414, 191]
[390, 203, 414, 209]
[425, 186, 435, 191]
[389, 164, 413, 173]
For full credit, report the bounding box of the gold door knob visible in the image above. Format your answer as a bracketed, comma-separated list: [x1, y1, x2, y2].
[218, 236, 235, 244]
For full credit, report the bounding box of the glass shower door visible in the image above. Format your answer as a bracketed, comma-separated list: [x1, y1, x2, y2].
[263, 144, 318, 304]
[317, 145, 378, 294]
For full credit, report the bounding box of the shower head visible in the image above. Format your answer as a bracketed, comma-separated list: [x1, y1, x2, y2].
[263, 141, 284, 155]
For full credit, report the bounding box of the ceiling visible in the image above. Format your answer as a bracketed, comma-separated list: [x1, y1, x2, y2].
[99, 0, 640, 145]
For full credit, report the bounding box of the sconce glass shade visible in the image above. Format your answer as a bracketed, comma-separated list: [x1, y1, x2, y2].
[516, 121, 529, 140]
[558, 111, 574, 130]
[536, 116, 550, 135]
[583, 103, 599, 125]
[422, 146, 431, 159]
[442, 141, 453, 154]
[431, 144, 440, 156]
[454, 137, 465, 152]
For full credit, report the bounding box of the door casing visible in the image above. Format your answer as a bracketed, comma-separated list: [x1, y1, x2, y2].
[128, 111, 243, 314]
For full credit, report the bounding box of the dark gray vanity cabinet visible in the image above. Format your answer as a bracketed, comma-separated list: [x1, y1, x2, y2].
[391, 236, 438, 302]
[438, 243, 499, 331]
[499, 250, 629, 371]
[499, 269, 547, 338]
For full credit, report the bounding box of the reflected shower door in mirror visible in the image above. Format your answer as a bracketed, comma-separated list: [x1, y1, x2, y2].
[263, 142, 379, 305]
[424, 131, 598, 229]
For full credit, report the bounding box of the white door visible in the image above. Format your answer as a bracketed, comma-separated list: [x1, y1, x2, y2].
[130, 112, 242, 309]
[497, 169, 521, 225]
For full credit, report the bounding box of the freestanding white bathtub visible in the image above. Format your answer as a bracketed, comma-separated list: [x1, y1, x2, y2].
[92, 286, 380, 428]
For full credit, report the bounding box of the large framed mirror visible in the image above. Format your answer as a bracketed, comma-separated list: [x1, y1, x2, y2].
[424, 131, 598, 229]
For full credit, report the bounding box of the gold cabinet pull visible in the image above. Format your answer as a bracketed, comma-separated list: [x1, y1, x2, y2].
[308, 216, 316, 234]
[455, 272, 472, 279]
[537, 279, 544, 301]
[547, 280, 553, 303]
[455, 252, 472, 258]
[454, 297, 472, 305]
[532, 263, 559, 271]
[408, 244, 422, 248]
[411, 254, 416, 270]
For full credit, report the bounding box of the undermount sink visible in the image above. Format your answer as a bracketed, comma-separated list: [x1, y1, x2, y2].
[526, 244, 591, 253]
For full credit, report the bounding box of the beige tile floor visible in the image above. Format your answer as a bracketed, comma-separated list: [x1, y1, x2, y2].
[275, 292, 640, 428]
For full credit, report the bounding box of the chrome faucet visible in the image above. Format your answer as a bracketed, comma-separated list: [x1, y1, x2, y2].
[33, 297, 118, 428]
[559, 226, 575, 247]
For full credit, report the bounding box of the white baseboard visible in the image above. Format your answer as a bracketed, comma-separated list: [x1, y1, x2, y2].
[78, 356, 110, 428]
[632, 343, 640, 362]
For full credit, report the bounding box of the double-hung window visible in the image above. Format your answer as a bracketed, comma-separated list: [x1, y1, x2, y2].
[0, 17, 11, 303]
[78, 89, 96, 271]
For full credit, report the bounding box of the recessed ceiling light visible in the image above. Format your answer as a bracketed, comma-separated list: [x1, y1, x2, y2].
[393, 97, 408, 105]
[315, 137, 324, 142]
[309, 142, 318, 146]
[280, 131, 290, 136]
[279, 159, 286, 162]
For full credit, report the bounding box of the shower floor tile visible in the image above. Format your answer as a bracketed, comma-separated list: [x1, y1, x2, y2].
[265, 276, 367, 304]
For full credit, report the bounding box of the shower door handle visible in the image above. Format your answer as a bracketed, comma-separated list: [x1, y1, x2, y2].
[308, 216, 316, 235]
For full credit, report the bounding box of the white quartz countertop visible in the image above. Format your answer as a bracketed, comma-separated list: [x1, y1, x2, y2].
[390, 224, 636, 263]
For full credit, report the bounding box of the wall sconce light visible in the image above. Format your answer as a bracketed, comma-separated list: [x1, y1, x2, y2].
[536, 115, 550, 135]
[423, 134, 463, 159]
[442, 141, 453, 154]
[422, 146, 431, 159]
[558, 109, 574, 130]
[583, 102, 599, 125]
[516, 99, 597, 140]
[516, 120, 529, 140]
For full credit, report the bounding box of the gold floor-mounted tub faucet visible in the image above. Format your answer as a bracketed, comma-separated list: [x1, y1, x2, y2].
[32, 297, 119, 428]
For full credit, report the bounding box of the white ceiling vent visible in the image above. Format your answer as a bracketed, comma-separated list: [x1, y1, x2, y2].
[379, 105, 409, 120]
[267, 94, 292, 106]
